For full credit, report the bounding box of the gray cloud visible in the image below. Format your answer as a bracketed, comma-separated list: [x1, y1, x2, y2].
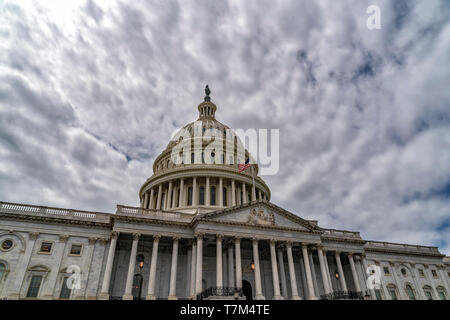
[0, 0, 449, 254]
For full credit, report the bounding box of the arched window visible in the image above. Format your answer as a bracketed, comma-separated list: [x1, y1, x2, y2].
[387, 284, 398, 300]
[423, 285, 434, 300]
[167, 160, 170, 168]
[0, 263, 5, 282]
[26, 275, 43, 298]
[405, 284, 416, 300]
[199, 187, 205, 205]
[188, 187, 193, 206]
[223, 187, 227, 206]
[210, 187, 216, 206]
[436, 286, 447, 300]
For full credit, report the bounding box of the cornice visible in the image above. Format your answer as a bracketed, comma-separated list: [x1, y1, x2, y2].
[0, 212, 111, 228]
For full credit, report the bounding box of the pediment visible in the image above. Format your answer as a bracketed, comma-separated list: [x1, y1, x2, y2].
[196, 202, 321, 232]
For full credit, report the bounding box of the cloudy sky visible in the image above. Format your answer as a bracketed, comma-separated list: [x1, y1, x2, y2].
[1, 0, 449, 254]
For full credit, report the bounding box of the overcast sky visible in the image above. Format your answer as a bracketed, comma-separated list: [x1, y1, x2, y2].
[1, 0, 449, 254]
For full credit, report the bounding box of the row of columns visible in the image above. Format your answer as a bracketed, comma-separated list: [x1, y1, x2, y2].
[99, 232, 365, 300]
[141, 177, 268, 210]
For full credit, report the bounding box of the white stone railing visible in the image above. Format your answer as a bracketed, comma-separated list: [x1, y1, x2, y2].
[116, 205, 191, 221]
[0, 201, 104, 221]
[323, 229, 362, 239]
[365, 241, 441, 254]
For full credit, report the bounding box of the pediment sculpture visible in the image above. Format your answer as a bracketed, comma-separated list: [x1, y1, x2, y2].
[247, 208, 275, 226]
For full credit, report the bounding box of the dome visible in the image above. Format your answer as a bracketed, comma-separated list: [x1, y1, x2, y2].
[139, 86, 271, 214]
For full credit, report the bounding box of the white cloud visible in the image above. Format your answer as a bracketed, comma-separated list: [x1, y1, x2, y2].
[0, 0, 449, 254]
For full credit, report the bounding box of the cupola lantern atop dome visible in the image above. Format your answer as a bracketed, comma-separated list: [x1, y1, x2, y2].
[198, 84, 217, 119]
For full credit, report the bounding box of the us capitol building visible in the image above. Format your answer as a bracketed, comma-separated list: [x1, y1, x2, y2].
[0, 87, 449, 301]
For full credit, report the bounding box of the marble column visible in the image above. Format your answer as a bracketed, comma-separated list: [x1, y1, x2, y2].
[317, 246, 331, 294]
[361, 254, 375, 299]
[149, 188, 155, 209]
[123, 233, 140, 300]
[166, 181, 173, 210]
[168, 237, 179, 300]
[216, 235, 223, 287]
[231, 180, 236, 206]
[146, 235, 160, 300]
[8, 232, 39, 299]
[252, 181, 256, 201]
[219, 178, 223, 207]
[179, 178, 184, 207]
[235, 237, 242, 289]
[286, 242, 300, 299]
[323, 250, 333, 291]
[269, 240, 282, 299]
[252, 238, 265, 300]
[190, 241, 197, 297]
[302, 244, 316, 300]
[335, 252, 348, 291]
[228, 243, 235, 287]
[308, 251, 319, 297]
[348, 253, 361, 292]
[205, 177, 210, 206]
[143, 192, 149, 209]
[242, 183, 247, 204]
[277, 247, 288, 299]
[156, 184, 162, 210]
[193, 178, 198, 206]
[99, 232, 119, 299]
[195, 234, 203, 295]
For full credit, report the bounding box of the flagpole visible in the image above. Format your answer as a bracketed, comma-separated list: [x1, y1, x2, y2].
[252, 165, 255, 200]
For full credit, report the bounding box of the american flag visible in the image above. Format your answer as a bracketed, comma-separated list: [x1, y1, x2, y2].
[238, 158, 253, 172]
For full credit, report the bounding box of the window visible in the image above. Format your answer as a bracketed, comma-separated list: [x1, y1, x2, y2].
[383, 267, 390, 275]
[39, 242, 53, 253]
[0, 263, 5, 282]
[167, 160, 170, 168]
[374, 289, 382, 300]
[199, 187, 205, 205]
[431, 270, 438, 278]
[210, 187, 216, 206]
[161, 193, 165, 209]
[423, 286, 433, 300]
[187, 187, 193, 206]
[436, 286, 447, 300]
[59, 277, 71, 299]
[69, 244, 82, 256]
[1, 239, 13, 251]
[223, 187, 227, 206]
[401, 268, 407, 276]
[387, 285, 397, 300]
[405, 284, 415, 300]
[191, 153, 195, 164]
[418, 269, 425, 277]
[26, 275, 43, 298]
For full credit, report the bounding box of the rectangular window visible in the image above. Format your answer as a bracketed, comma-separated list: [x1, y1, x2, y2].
[419, 269, 425, 277]
[389, 289, 397, 300]
[438, 291, 446, 300]
[374, 289, 382, 300]
[383, 267, 390, 275]
[199, 187, 205, 205]
[431, 270, 438, 278]
[39, 242, 53, 253]
[59, 277, 71, 299]
[188, 187, 192, 206]
[424, 291, 433, 300]
[26, 275, 43, 298]
[70, 244, 82, 256]
[210, 187, 216, 206]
